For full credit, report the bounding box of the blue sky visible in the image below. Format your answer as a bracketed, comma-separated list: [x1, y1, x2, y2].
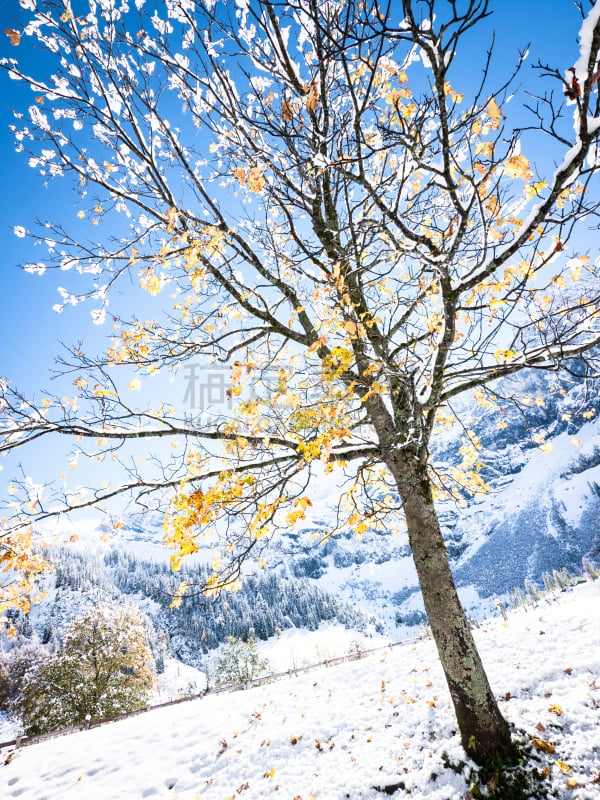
[0, 0, 593, 495]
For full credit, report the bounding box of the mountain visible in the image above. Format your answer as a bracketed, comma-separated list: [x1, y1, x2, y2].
[4, 369, 600, 666]
[269, 368, 600, 625]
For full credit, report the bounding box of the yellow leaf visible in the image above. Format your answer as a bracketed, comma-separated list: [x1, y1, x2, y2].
[556, 760, 571, 774]
[549, 703, 563, 715]
[248, 167, 264, 193]
[566, 778, 583, 789]
[525, 181, 549, 200]
[77, 210, 85, 219]
[570, 437, 582, 447]
[487, 98, 503, 128]
[234, 166, 247, 186]
[475, 141, 494, 158]
[444, 81, 464, 104]
[539, 443, 554, 454]
[140, 273, 163, 296]
[74, 377, 88, 388]
[505, 155, 533, 181]
[473, 390, 493, 408]
[128, 378, 142, 391]
[494, 348, 518, 362]
[93, 385, 118, 398]
[531, 737, 555, 754]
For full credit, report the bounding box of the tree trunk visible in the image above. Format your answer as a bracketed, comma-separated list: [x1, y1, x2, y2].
[387, 452, 514, 765]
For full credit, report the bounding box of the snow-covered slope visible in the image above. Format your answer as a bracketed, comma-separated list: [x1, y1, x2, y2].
[1, 581, 599, 800]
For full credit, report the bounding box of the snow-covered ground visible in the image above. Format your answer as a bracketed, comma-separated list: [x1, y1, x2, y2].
[1, 581, 599, 799]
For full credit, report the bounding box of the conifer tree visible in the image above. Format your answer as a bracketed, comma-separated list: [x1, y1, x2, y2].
[582, 556, 599, 580]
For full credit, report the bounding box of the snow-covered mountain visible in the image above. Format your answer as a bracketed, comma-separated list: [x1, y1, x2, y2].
[8, 369, 600, 661]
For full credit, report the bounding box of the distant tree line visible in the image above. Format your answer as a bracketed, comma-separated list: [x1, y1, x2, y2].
[14, 544, 378, 669]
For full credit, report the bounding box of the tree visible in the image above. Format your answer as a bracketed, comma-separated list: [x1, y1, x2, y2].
[214, 632, 270, 689]
[15, 605, 155, 735]
[2, 0, 600, 763]
[0, 640, 48, 711]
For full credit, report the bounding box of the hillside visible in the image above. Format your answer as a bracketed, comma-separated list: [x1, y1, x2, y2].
[4, 369, 598, 671]
[1, 580, 599, 799]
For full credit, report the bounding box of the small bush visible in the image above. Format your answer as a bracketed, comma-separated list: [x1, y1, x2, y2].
[215, 632, 270, 688]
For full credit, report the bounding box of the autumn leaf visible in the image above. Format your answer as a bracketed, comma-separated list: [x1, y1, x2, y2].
[305, 86, 320, 113]
[281, 99, 294, 121]
[531, 737, 555, 754]
[475, 141, 494, 158]
[566, 778, 584, 789]
[234, 167, 247, 187]
[128, 378, 142, 391]
[5, 29, 20, 46]
[525, 180, 549, 199]
[494, 348, 518, 362]
[444, 81, 464, 104]
[140, 273, 163, 296]
[93, 385, 118, 397]
[486, 97, 503, 129]
[504, 154, 533, 181]
[247, 167, 265, 193]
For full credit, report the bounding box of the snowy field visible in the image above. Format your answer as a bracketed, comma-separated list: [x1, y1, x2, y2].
[1, 582, 599, 799]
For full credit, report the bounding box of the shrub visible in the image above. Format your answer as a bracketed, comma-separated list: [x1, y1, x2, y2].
[214, 632, 270, 689]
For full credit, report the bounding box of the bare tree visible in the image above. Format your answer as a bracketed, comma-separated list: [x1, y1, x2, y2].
[2, 0, 600, 763]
